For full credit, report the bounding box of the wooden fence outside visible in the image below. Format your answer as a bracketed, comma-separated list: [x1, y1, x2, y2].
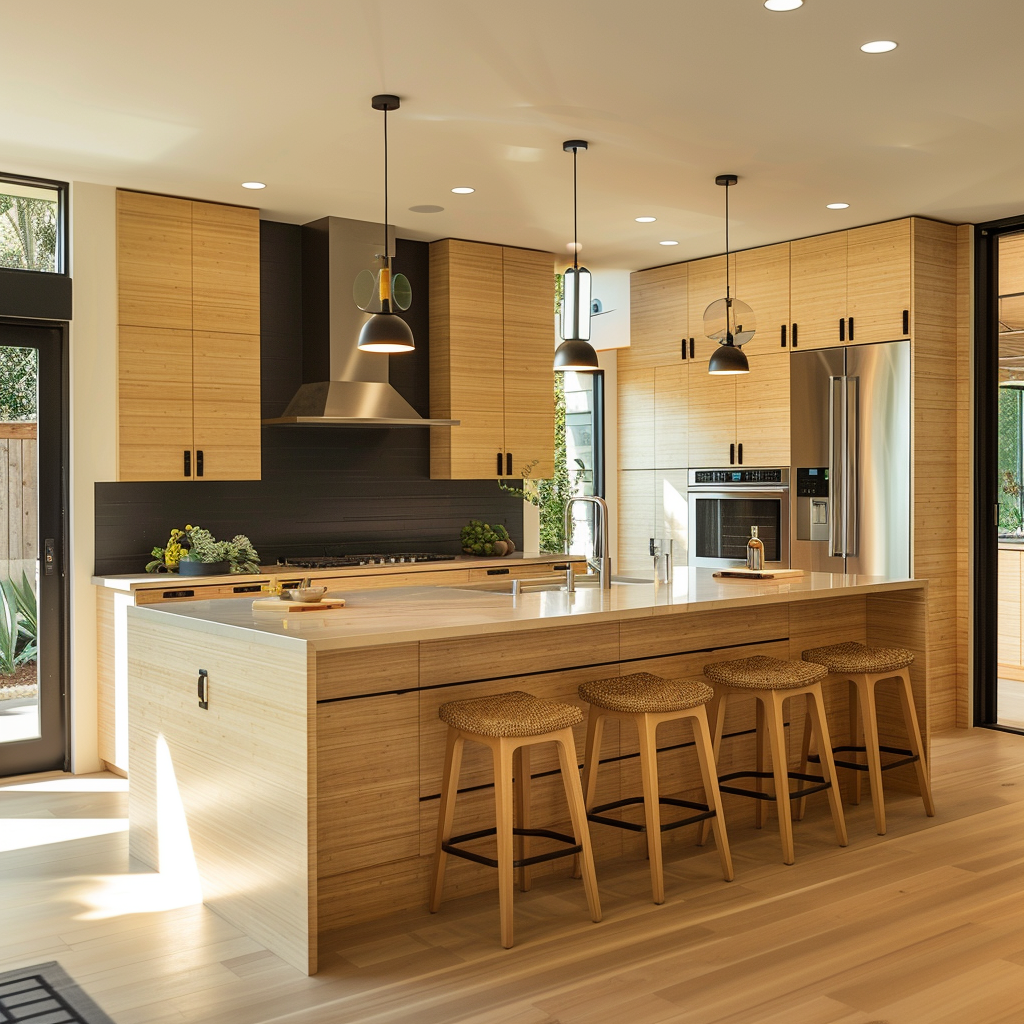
[0, 422, 37, 585]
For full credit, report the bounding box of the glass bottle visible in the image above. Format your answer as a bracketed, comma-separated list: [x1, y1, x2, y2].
[746, 525, 764, 571]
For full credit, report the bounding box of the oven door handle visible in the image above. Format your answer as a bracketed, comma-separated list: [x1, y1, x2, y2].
[688, 487, 790, 496]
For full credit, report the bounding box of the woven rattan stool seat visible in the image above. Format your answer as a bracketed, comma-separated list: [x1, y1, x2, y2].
[579, 673, 714, 714]
[438, 690, 583, 738]
[801, 641, 915, 675]
[704, 655, 827, 690]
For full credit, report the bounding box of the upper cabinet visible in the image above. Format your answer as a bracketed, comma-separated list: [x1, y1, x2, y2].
[686, 255, 727, 363]
[623, 263, 688, 371]
[790, 221, 911, 349]
[429, 239, 555, 480]
[115, 190, 261, 482]
[733, 242, 791, 355]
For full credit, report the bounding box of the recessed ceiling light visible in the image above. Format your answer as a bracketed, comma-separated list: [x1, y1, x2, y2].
[659, 240, 679, 246]
[635, 216, 657, 223]
[861, 40, 898, 53]
[826, 203, 850, 210]
[241, 181, 266, 189]
[764, 0, 803, 11]
[451, 187, 475, 194]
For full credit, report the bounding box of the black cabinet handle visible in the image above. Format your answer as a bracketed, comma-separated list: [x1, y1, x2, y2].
[497, 452, 503, 476]
[198, 669, 209, 710]
[781, 324, 787, 348]
[839, 318, 845, 342]
[184, 450, 191, 477]
[506, 452, 512, 476]
[486, 568, 510, 576]
[196, 449, 204, 478]
[681, 338, 687, 361]
[232, 584, 263, 594]
[903, 309, 910, 334]
[729, 443, 735, 465]
[848, 317, 854, 341]
[738, 442, 743, 465]
[792, 323, 798, 348]
[689, 338, 695, 360]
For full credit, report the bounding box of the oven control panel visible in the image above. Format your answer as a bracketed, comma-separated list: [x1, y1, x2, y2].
[691, 468, 785, 484]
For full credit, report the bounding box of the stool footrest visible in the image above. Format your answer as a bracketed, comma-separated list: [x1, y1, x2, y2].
[717, 769, 831, 803]
[587, 795, 716, 834]
[809, 744, 919, 773]
[442, 827, 581, 869]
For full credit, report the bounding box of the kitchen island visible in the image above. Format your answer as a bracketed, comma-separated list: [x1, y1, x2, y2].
[126, 570, 930, 974]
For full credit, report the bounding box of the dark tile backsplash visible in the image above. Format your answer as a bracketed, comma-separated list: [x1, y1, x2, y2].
[93, 221, 522, 575]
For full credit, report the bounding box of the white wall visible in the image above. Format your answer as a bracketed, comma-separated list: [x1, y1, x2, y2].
[68, 181, 117, 772]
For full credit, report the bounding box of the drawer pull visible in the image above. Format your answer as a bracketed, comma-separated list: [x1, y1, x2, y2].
[163, 589, 195, 599]
[233, 584, 263, 594]
[486, 568, 511, 576]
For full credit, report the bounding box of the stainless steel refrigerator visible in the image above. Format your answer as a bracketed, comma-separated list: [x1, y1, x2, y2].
[790, 340, 911, 576]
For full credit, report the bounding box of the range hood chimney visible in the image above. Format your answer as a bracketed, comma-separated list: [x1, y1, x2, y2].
[263, 216, 458, 426]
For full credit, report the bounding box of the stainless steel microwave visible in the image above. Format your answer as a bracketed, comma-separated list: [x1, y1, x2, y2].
[687, 468, 791, 569]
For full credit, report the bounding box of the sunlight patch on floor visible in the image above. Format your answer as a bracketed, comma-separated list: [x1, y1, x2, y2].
[0, 817, 127, 852]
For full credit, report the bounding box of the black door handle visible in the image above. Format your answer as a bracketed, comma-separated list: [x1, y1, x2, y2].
[903, 309, 910, 334]
[497, 452, 503, 476]
[184, 450, 191, 477]
[690, 338, 695, 360]
[781, 324, 787, 348]
[848, 316, 854, 340]
[730, 443, 735, 465]
[839, 318, 845, 342]
[196, 449, 204, 478]
[681, 338, 687, 360]
[792, 323, 798, 348]
[738, 442, 743, 465]
[506, 452, 512, 476]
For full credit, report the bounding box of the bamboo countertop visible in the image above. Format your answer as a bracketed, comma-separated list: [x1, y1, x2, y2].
[127, 569, 927, 653]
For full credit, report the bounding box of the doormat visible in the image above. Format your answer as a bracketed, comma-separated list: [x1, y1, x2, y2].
[0, 962, 116, 1024]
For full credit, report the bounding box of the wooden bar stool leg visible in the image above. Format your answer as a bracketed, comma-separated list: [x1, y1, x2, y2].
[849, 679, 864, 805]
[765, 692, 796, 865]
[691, 705, 734, 882]
[895, 668, 936, 817]
[554, 727, 602, 924]
[430, 728, 465, 913]
[698, 691, 727, 847]
[637, 714, 665, 904]
[806, 685, 849, 848]
[856, 676, 887, 835]
[573, 709, 605, 880]
[795, 697, 813, 821]
[755, 699, 767, 829]
[492, 737, 517, 948]
[514, 745, 532, 892]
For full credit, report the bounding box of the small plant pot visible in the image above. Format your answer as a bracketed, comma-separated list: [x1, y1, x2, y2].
[177, 560, 230, 577]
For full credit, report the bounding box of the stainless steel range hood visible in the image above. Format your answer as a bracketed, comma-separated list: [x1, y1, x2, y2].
[263, 216, 458, 427]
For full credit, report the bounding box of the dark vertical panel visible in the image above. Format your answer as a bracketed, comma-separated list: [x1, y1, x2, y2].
[94, 222, 523, 574]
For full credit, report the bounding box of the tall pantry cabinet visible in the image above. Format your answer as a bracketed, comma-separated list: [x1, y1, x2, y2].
[116, 190, 262, 481]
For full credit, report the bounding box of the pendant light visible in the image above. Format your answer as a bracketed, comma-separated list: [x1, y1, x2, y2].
[554, 140, 599, 372]
[705, 174, 755, 375]
[358, 94, 415, 353]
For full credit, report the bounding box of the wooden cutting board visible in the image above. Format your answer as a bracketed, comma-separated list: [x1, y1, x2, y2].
[252, 597, 347, 613]
[712, 568, 805, 580]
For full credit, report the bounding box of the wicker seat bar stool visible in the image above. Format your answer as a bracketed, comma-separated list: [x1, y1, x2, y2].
[698, 655, 848, 865]
[429, 690, 601, 948]
[575, 672, 733, 904]
[797, 642, 935, 835]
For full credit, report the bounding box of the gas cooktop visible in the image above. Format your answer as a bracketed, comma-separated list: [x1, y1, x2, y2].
[277, 553, 458, 569]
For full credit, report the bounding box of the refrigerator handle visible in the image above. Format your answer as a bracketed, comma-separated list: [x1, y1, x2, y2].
[845, 375, 860, 556]
[828, 375, 844, 557]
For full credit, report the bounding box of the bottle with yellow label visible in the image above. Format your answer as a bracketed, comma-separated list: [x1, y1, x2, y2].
[746, 526, 764, 571]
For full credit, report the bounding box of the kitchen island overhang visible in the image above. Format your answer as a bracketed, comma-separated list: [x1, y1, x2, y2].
[125, 570, 930, 974]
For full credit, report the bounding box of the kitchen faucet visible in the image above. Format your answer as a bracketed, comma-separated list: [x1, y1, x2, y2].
[564, 495, 612, 590]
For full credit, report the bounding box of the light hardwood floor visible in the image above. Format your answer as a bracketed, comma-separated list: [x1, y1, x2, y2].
[1, 728, 1022, 1024]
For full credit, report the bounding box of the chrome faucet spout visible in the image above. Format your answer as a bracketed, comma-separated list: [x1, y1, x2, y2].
[564, 495, 612, 590]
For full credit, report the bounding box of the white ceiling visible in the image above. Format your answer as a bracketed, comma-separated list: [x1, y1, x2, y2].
[4, 0, 1022, 270]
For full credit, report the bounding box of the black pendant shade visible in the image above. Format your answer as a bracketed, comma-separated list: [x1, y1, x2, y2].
[553, 338, 600, 371]
[707, 339, 750, 375]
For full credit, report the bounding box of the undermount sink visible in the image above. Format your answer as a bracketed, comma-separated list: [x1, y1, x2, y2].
[448, 574, 651, 596]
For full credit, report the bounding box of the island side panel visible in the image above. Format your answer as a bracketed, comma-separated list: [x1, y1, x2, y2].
[126, 612, 316, 974]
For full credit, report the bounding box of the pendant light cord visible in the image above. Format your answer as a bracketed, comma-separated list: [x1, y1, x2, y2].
[724, 180, 731, 301]
[383, 105, 389, 267]
[573, 145, 579, 271]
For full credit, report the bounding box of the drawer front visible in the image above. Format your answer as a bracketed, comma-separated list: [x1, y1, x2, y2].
[316, 644, 419, 701]
[619, 605, 789, 661]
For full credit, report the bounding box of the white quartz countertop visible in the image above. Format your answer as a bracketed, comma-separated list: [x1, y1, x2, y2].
[127, 568, 926, 653]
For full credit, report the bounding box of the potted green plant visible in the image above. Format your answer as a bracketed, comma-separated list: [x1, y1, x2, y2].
[147, 525, 260, 576]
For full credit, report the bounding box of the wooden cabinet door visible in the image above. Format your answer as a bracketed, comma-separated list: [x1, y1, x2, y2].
[847, 219, 911, 343]
[735, 242, 791, 356]
[192, 202, 261, 335]
[502, 247, 555, 479]
[116, 191, 192, 330]
[687, 255, 728, 362]
[618, 470, 656, 573]
[192, 331, 262, 480]
[619, 367, 655, 470]
[625, 263, 687, 370]
[735, 351, 790, 467]
[429, 240, 505, 479]
[118, 326, 194, 480]
[654, 363, 688, 470]
[687, 367, 736, 467]
[790, 231, 847, 350]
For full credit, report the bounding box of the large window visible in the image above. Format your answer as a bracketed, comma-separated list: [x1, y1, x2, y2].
[0, 176, 66, 274]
